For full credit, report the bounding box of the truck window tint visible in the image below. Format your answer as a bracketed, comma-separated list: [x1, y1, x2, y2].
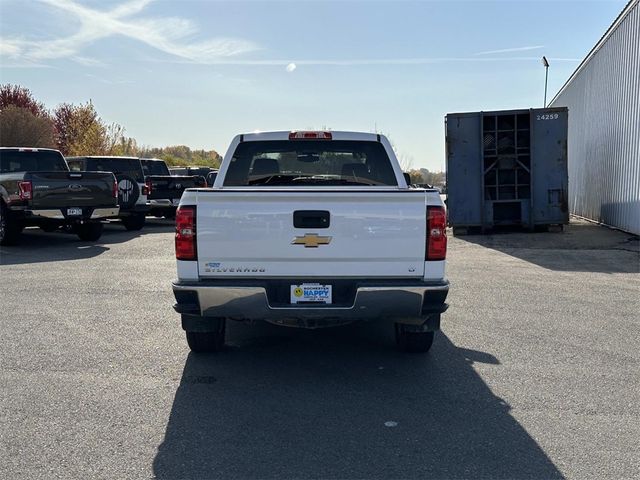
[224, 140, 398, 186]
[86, 158, 144, 182]
[142, 160, 170, 176]
[0, 150, 68, 173]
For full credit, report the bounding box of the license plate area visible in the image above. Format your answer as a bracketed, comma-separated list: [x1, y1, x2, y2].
[67, 207, 82, 216]
[290, 283, 332, 304]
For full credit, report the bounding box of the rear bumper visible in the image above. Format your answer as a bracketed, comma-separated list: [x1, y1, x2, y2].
[148, 199, 180, 207]
[15, 206, 120, 221]
[119, 204, 150, 216]
[172, 278, 449, 328]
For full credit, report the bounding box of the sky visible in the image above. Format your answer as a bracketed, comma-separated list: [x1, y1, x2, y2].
[0, 0, 628, 170]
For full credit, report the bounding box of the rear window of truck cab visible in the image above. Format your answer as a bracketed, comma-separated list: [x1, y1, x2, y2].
[0, 150, 68, 173]
[141, 159, 170, 176]
[223, 140, 398, 187]
[68, 157, 145, 182]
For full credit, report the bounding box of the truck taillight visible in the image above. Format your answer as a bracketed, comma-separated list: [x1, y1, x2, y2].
[18, 181, 33, 200]
[426, 206, 447, 261]
[113, 180, 118, 199]
[175, 206, 197, 260]
[143, 179, 152, 196]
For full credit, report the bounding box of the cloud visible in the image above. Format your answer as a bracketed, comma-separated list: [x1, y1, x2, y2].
[72, 56, 106, 67]
[0, 0, 259, 65]
[476, 45, 545, 55]
[171, 56, 581, 66]
[286, 62, 297, 72]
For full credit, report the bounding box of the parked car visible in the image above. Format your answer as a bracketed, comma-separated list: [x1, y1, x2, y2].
[171, 131, 449, 353]
[67, 156, 149, 230]
[0, 147, 119, 245]
[141, 158, 206, 218]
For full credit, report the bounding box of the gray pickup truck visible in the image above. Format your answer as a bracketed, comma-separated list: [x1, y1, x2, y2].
[0, 148, 119, 245]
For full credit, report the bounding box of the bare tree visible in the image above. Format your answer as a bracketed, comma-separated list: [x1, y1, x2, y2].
[0, 106, 55, 147]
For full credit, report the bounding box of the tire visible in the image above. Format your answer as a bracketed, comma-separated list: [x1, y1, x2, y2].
[116, 174, 140, 209]
[185, 319, 226, 353]
[76, 222, 103, 241]
[122, 213, 146, 231]
[0, 202, 22, 246]
[395, 324, 435, 353]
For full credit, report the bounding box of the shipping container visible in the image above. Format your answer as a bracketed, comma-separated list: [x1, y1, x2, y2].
[550, 0, 639, 235]
[445, 107, 569, 232]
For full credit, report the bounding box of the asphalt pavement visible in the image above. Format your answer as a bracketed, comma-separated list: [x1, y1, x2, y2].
[1, 218, 639, 479]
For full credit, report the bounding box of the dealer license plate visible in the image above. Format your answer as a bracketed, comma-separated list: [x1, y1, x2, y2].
[290, 284, 332, 304]
[67, 207, 82, 216]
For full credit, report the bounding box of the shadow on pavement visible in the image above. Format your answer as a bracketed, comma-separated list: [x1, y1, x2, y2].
[0, 218, 174, 266]
[455, 220, 639, 273]
[153, 321, 562, 479]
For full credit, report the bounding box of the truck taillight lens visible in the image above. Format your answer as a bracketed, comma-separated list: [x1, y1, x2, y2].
[113, 180, 118, 198]
[18, 181, 33, 200]
[175, 206, 197, 260]
[426, 206, 447, 261]
[143, 179, 152, 196]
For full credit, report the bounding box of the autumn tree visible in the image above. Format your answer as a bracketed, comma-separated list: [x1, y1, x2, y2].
[0, 105, 55, 148]
[139, 145, 222, 168]
[0, 84, 49, 118]
[0, 84, 55, 147]
[53, 101, 109, 156]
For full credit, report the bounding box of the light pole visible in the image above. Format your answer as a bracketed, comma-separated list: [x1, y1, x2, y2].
[542, 56, 550, 107]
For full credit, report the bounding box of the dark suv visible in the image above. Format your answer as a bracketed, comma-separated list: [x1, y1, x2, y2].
[67, 156, 149, 230]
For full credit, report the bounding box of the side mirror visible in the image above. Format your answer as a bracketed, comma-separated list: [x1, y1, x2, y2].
[403, 172, 412, 186]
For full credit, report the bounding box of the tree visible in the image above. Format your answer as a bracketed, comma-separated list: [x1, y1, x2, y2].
[419, 168, 445, 187]
[138, 145, 222, 168]
[0, 105, 55, 148]
[407, 169, 425, 185]
[53, 101, 108, 155]
[0, 84, 49, 118]
[104, 122, 139, 156]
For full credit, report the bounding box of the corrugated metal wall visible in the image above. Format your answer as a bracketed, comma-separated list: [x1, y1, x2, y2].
[550, 0, 639, 234]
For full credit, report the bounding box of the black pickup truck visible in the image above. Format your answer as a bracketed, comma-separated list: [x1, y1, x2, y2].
[0, 148, 119, 245]
[141, 158, 206, 218]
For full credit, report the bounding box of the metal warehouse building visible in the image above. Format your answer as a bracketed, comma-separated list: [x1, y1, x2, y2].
[550, 0, 639, 234]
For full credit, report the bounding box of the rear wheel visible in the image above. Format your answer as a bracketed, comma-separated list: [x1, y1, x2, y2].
[76, 222, 103, 241]
[395, 324, 435, 353]
[0, 203, 22, 246]
[185, 319, 226, 353]
[122, 213, 146, 231]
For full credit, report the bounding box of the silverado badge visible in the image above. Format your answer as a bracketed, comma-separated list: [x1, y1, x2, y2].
[291, 234, 332, 248]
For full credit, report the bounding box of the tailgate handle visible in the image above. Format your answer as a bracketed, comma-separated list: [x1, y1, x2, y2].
[293, 210, 330, 229]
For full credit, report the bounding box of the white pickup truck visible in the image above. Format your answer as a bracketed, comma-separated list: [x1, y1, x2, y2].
[172, 131, 449, 353]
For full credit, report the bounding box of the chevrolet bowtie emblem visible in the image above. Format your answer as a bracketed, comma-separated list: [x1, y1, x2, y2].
[291, 234, 332, 248]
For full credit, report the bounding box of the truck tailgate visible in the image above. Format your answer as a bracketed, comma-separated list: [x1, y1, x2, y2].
[147, 175, 205, 202]
[195, 190, 426, 278]
[28, 171, 116, 208]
